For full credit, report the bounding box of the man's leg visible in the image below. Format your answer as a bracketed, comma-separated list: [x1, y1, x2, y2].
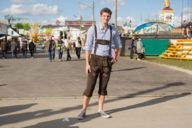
[82, 96, 90, 111]
[2, 50, 6, 58]
[49, 51, 52, 61]
[11, 50, 14, 58]
[98, 95, 105, 111]
[78, 95, 90, 120]
[78, 58, 99, 120]
[78, 48, 81, 59]
[98, 94, 111, 118]
[31, 50, 34, 57]
[130, 48, 134, 59]
[53, 51, 55, 60]
[97, 59, 112, 118]
[78, 96, 91, 120]
[75, 48, 78, 58]
[67, 49, 70, 60]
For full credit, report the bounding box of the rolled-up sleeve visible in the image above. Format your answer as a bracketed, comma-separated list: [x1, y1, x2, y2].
[85, 26, 94, 51]
[113, 30, 122, 49]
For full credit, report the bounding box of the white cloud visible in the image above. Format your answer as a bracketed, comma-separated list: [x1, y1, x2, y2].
[79, 3, 89, 10]
[126, 16, 135, 23]
[56, 16, 68, 25]
[32, 4, 59, 16]
[11, 0, 33, 4]
[118, 0, 126, 6]
[40, 20, 55, 25]
[182, 8, 192, 21]
[173, 16, 182, 27]
[2, 4, 29, 15]
[100, 0, 126, 6]
[40, 16, 69, 25]
[2, 3, 59, 16]
[116, 16, 136, 27]
[117, 16, 124, 24]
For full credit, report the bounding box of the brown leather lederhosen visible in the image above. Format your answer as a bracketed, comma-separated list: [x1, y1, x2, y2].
[83, 25, 113, 97]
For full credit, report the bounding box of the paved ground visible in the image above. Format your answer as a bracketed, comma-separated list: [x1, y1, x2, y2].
[0, 53, 192, 128]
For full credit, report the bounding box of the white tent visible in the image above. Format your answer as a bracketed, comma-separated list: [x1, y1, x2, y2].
[8, 27, 20, 37]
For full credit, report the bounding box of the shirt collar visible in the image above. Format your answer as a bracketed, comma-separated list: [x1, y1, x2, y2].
[98, 23, 109, 31]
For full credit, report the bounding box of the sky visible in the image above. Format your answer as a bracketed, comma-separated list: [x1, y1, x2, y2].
[0, 0, 191, 26]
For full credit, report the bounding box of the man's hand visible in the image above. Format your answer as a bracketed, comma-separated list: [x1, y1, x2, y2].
[111, 48, 121, 64]
[85, 64, 91, 75]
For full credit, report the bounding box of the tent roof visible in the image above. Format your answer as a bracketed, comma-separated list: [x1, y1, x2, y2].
[134, 22, 174, 34]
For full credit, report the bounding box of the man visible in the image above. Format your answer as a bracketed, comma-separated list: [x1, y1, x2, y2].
[135, 37, 145, 60]
[64, 36, 72, 61]
[57, 38, 64, 61]
[48, 37, 56, 62]
[22, 39, 28, 58]
[1, 38, 7, 59]
[75, 36, 82, 59]
[11, 38, 16, 58]
[78, 7, 122, 120]
[28, 40, 36, 58]
[129, 36, 136, 59]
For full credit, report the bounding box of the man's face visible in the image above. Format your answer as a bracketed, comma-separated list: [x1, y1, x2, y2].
[101, 12, 111, 25]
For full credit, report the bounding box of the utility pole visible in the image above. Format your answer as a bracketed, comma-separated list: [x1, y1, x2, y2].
[115, 0, 118, 28]
[93, 1, 95, 22]
[181, 0, 183, 26]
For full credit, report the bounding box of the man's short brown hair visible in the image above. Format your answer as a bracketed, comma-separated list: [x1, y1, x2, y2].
[100, 8, 112, 16]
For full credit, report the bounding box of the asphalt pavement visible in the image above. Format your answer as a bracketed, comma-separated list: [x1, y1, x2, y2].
[0, 53, 192, 128]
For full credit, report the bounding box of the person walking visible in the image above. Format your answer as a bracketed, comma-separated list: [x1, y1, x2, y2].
[22, 40, 28, 58]
[15, 40, 20, 58]
[75, 36, 82, 59]
[135, 37, 145, 60]
[48, 37, 56, 62]
[11, 38, 17, 58]
[28, 40, 36, 58]
[64, 36, 72, 61]
[1, 38, 7, 59]
[129, 36, 136, 59]
[77, 7, 122, 120]
[57, 39, 64, 61]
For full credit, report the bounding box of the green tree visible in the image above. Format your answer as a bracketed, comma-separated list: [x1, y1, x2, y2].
[15, 23, 23, 29]
[14, 23, 31, 30]
[45, 27, 52, 36]
[23, 23, 31, 30]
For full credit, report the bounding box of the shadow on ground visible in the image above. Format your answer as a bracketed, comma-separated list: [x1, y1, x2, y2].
[0, 82, 191, 128]
[111, 67, 145, 72]
[22, 92, 191, 128]
[0, 103, 37, 115]
[0, 84, 8, 87]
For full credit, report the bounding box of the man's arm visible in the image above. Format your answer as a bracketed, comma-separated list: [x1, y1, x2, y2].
[85, 50, 91, 74]
[112, 27, 122, 63]
[84, 26, 94, 74]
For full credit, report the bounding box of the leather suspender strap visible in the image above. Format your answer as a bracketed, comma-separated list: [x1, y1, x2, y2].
[109, 25, 112, 56]
[94, 25, 97, 55]
[93, 25, 112, 56]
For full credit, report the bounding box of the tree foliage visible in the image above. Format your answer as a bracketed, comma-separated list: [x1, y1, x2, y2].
[32, 33, 39, 43]
[45, 27, 53, 36]
[14, 23, 31, 30]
